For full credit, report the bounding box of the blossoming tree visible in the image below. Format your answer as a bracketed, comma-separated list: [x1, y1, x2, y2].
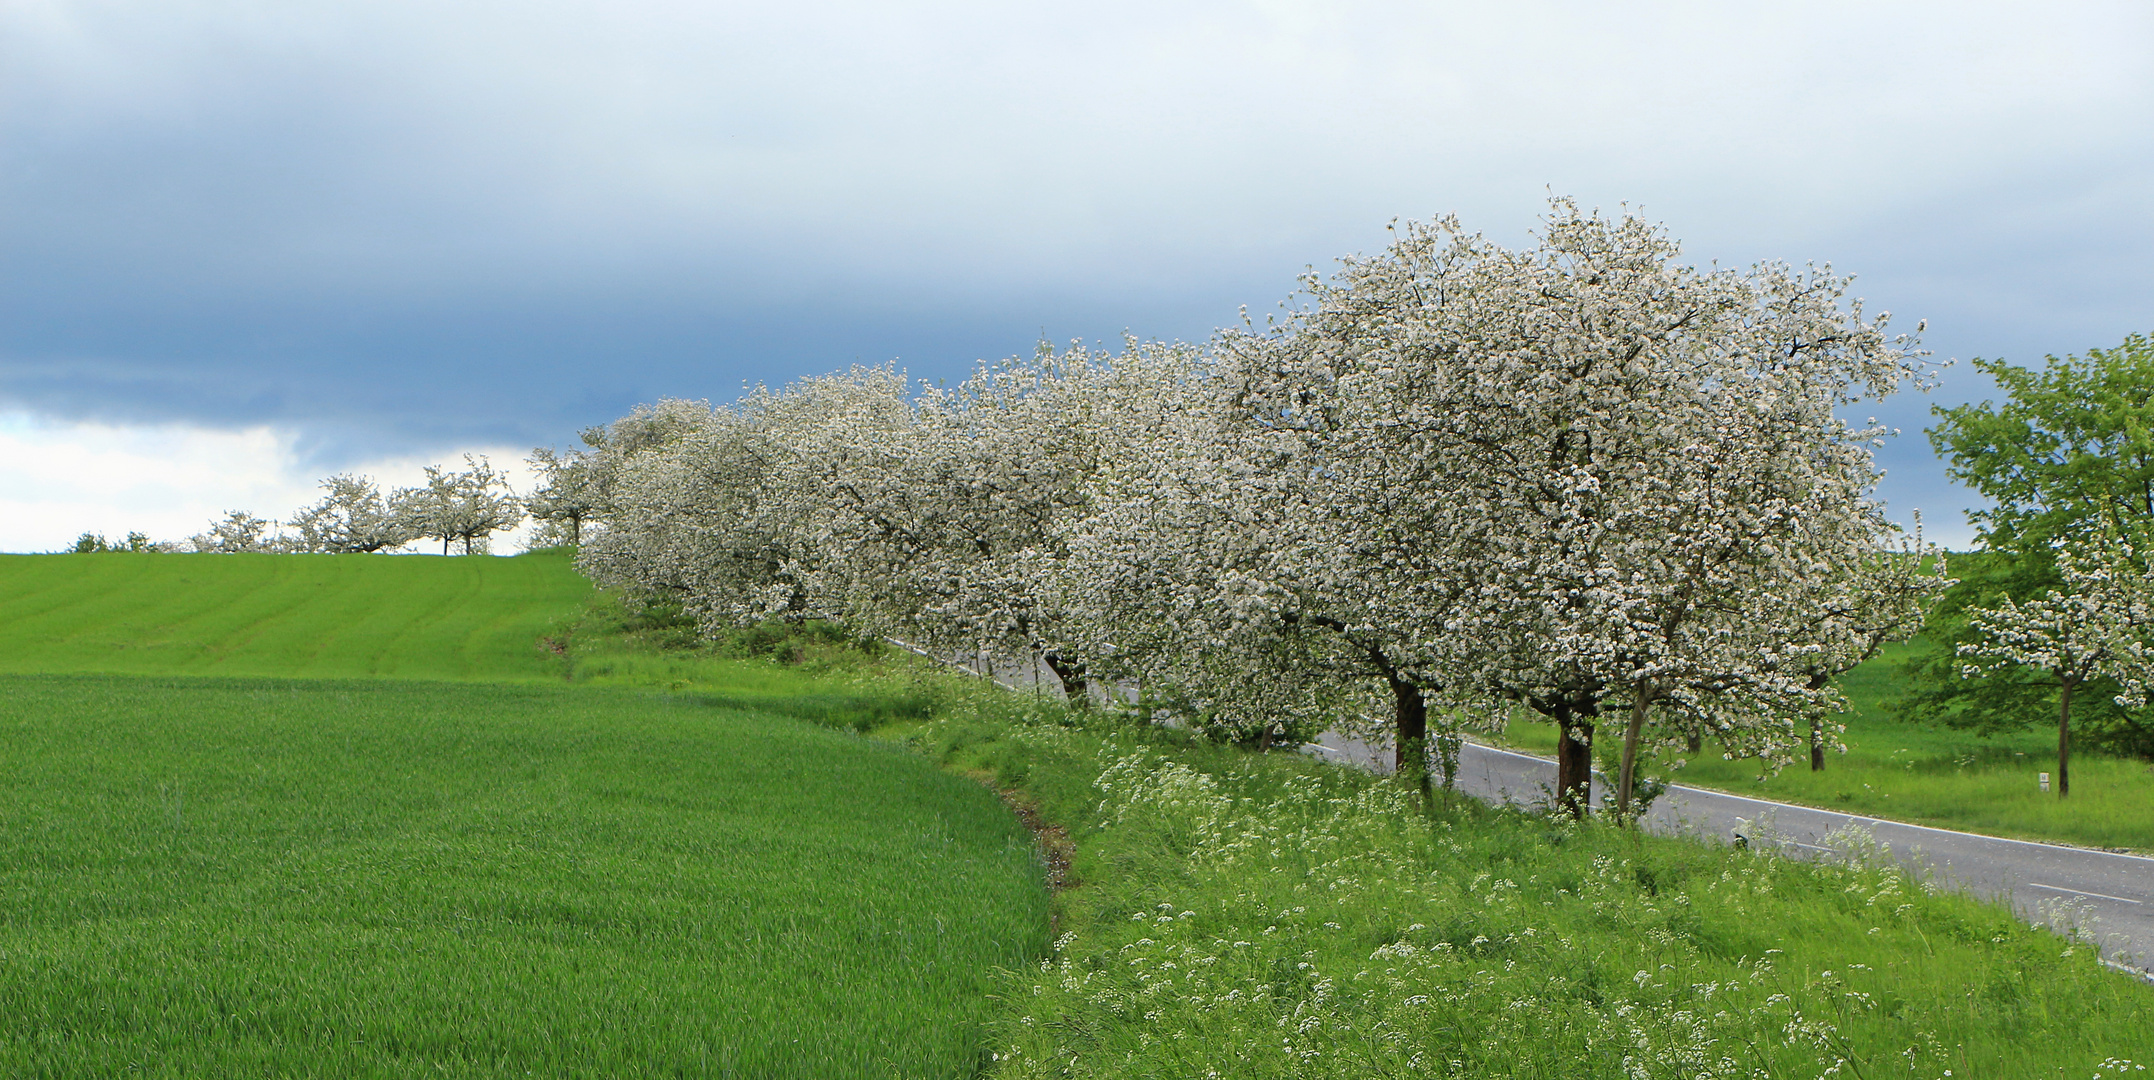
[1228, 200, 1929, 815]
[1960, 536, 2154, 797]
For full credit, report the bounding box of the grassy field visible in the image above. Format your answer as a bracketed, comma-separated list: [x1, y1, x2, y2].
[0, 549, 591, 681]
[927, 703, 2154, 1077]
[0, 554, 1051, 1077]
[1495, 643, 2154, 852]
[7, 551, 2152, 1077]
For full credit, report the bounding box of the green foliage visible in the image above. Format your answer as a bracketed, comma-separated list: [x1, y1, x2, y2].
[1503, 644, 2154, 851]
[1142, 682, 1329, 750]
[0, 548, 592, 682]
[0, 674, 1048, 1077]
[560, 588, 885, 665]
[1931, 334, 2154, 553]
[1903, 334, 2154, 759]
[935, 719, 2154, 1077]
[65, 531, 150, 553]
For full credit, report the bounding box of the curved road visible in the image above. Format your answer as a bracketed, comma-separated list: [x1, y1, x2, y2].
[1309, 734, 2154, 981]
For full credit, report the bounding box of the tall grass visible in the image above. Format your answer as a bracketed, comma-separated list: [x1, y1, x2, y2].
[923, 704, 2154, 1077]
[0, 674, 1048, 1077]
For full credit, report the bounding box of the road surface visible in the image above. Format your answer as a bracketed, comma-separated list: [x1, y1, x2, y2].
[1309, 733, 2154, 981]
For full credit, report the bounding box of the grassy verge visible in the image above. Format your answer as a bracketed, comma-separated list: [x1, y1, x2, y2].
[0, 673, 1046, 1077]
[913, 697, 2154, 1077]
[1494, 645, 2154, 852]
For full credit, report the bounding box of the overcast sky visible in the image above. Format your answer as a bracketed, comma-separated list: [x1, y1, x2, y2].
[3, 0, 2149, 552]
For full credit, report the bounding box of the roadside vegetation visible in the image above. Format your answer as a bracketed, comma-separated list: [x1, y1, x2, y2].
[521, 600, 2154, 1076]
[1500, 643, 2154, 852]
[919, 696, 2154, 1078]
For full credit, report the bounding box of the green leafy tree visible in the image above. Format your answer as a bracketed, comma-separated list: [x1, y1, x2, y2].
[1901, 333, 2154, 757]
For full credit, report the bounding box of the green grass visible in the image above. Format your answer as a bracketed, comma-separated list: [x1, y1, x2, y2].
[927, 708, 2154, 1077]
[0, 550, 592, 682]
[7, 550, 2151, 1077]
[0, 673, 1047, 1077]
[1494, 643, 2154, 852]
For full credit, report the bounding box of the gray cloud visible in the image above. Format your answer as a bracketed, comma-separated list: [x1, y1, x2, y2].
[3, 0, 2150, 543]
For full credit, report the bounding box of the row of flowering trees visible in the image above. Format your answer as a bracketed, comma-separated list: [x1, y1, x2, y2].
[561, 201, 1958, 816]
[84, 455, 529, 555]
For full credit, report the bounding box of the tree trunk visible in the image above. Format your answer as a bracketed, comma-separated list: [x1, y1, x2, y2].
[1554, 703, 1595, 818]
[1042, 651, 1089, 709]
[1390, 676, 1430, 799]
[1616, 681, 1648, 821]
[2058, 679, 2074, 799]
[1685, 731, 1703, 755]
[1810, 714, 1826, 772]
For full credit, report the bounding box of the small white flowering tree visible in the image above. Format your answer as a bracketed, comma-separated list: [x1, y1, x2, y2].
[189, 510, 286, 553]
[525, 444, 603, 548]
[1960, 536, 2154, 798]
[1771, 523, 1952, 773]
[288, 474, 413, 553]
[392, 455, 523, 555]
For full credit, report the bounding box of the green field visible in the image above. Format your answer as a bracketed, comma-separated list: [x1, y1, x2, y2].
[0, 550, 591, 681]
[1495, 643, 2154, 852]
[6, 551, 2151, 1077]
[0, 554, 1048, 1076]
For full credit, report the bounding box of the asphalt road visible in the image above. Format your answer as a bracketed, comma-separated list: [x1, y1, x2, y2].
[1309, 733, 2154, 981]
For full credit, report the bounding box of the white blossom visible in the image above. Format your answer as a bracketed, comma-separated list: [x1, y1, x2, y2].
[1960, 535, 2154, 797]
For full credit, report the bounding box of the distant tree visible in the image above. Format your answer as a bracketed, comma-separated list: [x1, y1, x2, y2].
[525, 445, 601, 548]
[1899, 333, 2154, 758]
[72, 530, 174, 552]
[1958, 535, 2154, 798]
[1779, 527, 1951, 773]
[189, 510, 284, 553]
[1931, 334, 2154, 553]
[392, 455, 523, 555]
[289, 475, 414, 553]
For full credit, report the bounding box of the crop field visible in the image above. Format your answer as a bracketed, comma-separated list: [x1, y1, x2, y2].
[0, 554, 1049, 1077]
[0, 549, 591, 681]
[1498, 643, 2154, 852]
